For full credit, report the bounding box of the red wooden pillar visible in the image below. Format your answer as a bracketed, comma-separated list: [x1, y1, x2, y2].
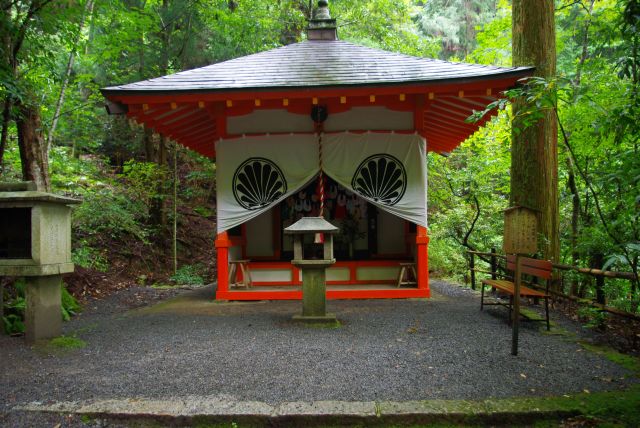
[416, 225, 430, 297]
[215, 231, 231, 299]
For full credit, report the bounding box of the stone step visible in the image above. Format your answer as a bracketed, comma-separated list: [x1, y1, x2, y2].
[15, 396, 582, 426]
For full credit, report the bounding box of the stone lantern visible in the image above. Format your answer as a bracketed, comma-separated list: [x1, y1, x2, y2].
[0, 182, 80, 342]
[284, 216, 338, 323]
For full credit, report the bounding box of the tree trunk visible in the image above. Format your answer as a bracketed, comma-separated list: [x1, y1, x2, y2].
[590, 252, 606, 305]
[47, 0, 95, 152]
[0, 98, 11, 170]
[511, 0, 559, 265]
[565, 156, 581, 295]
[16, 102, 50, 191]
[143, 127, 156, 162]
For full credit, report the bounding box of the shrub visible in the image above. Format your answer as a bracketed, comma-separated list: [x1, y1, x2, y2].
[170, 264, 206, 285]
[72, 243, 109, 271]
[73, 189, 149, 243]
[577, 306, 608, 330]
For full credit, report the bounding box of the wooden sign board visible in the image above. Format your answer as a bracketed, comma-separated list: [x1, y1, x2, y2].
[503, 206, 537, 254]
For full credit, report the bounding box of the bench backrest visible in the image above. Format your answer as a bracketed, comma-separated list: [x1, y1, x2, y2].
[506, 255, 553, 279]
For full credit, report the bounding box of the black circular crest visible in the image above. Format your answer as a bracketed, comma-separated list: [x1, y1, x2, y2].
[351, 154, 407, 206]
[232, 158, 287, 210]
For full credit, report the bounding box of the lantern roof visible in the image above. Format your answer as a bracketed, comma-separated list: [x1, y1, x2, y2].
[0, 182, 80, 205]
[284, 216, 339, 234]
[102, 40, 531, 96]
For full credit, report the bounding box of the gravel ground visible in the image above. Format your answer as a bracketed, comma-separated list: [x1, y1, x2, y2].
[1, 280, 637, 425]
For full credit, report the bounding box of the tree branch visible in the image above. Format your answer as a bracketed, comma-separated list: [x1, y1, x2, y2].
[555, 108, 639, 287]
[12, 0, 54, 62]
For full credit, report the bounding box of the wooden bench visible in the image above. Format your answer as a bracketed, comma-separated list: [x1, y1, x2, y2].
[396, 262, 417, 287]
[481, 255, 551, 330]
[229, 259, 252, 289]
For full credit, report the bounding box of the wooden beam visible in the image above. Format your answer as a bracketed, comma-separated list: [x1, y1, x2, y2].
[179, 124, 217, 140]
[427, 111, 480, 130]
[429, 104, 472, 120]
[426, 121, 473, 138]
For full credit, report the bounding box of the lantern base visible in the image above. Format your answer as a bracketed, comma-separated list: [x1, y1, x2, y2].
[25, 275, 62, 343]
[292, 313, 338, 325]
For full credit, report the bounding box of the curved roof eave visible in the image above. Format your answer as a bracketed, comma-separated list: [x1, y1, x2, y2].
[101, 40, 534, 99]
[101, 69, 534, 98]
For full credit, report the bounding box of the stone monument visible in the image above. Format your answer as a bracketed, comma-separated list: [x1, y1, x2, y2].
[284, 216, 338, 324]
[0, 182, 80, 342]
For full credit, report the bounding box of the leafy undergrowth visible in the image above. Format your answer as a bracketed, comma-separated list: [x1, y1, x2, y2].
[56, 150, 218, 302]
[1, 148, 217, 336]
[2, 279, 82, 335]
[64, 206, 216, 302]
[553, 299, 640, 358]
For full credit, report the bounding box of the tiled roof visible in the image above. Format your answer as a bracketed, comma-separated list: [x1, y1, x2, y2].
[102, 40, 532, 94]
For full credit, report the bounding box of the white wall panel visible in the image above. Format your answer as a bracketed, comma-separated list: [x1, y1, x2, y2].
[356, 266, 399, 281]
[250, 269, 292, 282]
[326, 267, 350, 281]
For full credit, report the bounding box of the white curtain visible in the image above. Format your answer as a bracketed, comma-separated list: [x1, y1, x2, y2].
[216, 134, 319, 232]
[322, 132, 427, 228]
[216, 132, 427, 233]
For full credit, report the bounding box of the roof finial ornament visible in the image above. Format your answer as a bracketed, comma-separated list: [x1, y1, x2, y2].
[308, 0, 337, 40]
[314, 0, 331, 20]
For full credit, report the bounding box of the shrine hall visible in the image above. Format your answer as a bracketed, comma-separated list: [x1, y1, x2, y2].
[102, 1, 533, 301]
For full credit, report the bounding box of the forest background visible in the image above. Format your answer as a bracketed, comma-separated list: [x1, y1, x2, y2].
[1, 0, 639, 333]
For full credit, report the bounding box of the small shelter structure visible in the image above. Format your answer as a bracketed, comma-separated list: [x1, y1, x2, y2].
[102, 1, 533, 301]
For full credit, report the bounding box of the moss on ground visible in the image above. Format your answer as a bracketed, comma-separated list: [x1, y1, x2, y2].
[34, 335, 87, 355]
[579, 342, 640, 376]
[150, 283, 177, 290]
[48, 335, 87, 349]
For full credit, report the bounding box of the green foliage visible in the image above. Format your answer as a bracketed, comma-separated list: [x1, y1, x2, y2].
[170, 264, 206, 286]
[427, 238, 468, 282]
[2, 279, 26, 335]
[466, 0, 511, 66]
[72, 243, 109, 272]
[447, 0, 640, 315]
[416, 0, 498, 59]
[193, 206, 214, 218]
[334, 0, 440, 57]
[61, 285, 82, 321]
[2, 314, 25, 336]
[577, 306, 608, 329]
[73, 188, 149, 242]
[428, 113, 512, 265]
[122, 160, 170, 207]
[183, 164, 216, 202]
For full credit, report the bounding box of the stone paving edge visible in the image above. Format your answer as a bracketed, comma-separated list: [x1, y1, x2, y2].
[13, 396, 582, 426]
